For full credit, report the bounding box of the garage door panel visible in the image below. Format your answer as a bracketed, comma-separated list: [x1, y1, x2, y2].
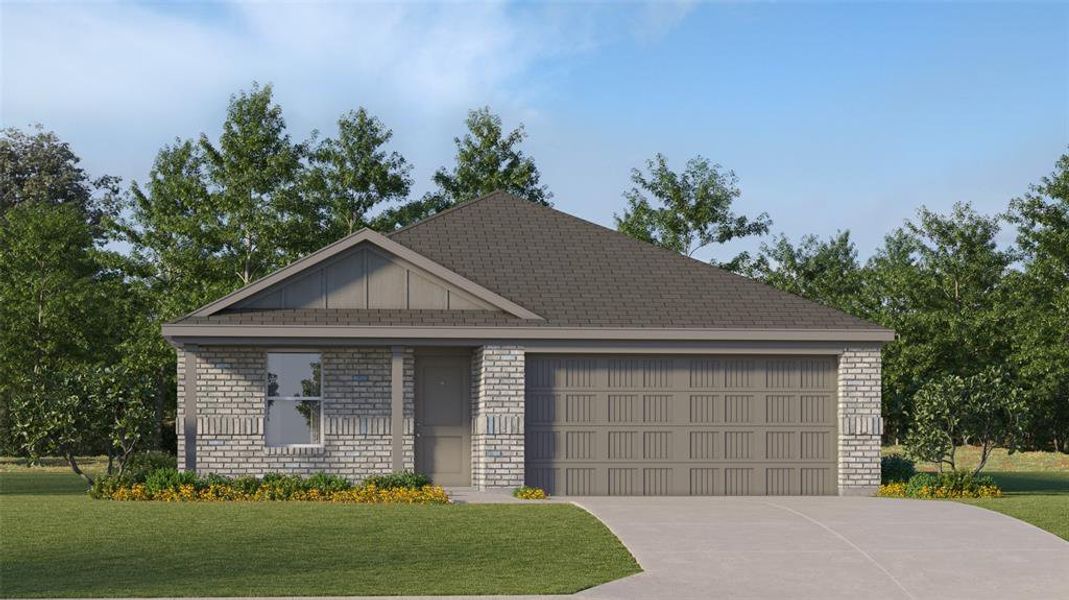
[525, 355, 838, 496]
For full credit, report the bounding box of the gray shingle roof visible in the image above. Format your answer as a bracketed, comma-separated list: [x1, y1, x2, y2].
[171, 191, 890, 336]
[385, 192, 885, 331]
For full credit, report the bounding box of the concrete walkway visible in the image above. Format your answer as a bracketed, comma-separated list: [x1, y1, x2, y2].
[572, 496, 1069, 600]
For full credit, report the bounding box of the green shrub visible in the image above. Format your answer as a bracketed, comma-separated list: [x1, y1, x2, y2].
[259, 473, 307, 500]
[89, 475, 124, 499]
[231, 476, 262, 495]
[144, 468, 199, 495]
[937, 469, 996, 495]
[305, 472, 352, 493]
[205, 473, 233, 487]
[124, 451, 177, 482]
[513, 485, 548, 500]
[881, 454, 916, 483]
[363, 471, 431, 489]
[905, 472, 939, 497]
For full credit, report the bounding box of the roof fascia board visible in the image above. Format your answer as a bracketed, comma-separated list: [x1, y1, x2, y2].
[187, 229, 542, 320]
[166, 337, 874, 355]
[163, 324, 895, 343]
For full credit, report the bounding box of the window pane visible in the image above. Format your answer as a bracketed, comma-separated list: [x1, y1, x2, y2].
[266, 399, 321, 446]
[267, 353, 321, 397]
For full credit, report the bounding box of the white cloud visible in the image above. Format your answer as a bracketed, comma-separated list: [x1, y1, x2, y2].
[0, 0, 695, 209]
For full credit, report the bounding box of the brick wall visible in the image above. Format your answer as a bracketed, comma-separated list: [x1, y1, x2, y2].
[837, 346, 883, 495]
[471, 345, 525, 490]
[176, 346, 414, 480]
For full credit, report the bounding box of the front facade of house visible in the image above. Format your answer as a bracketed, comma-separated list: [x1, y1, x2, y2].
[164, 192, 892, 496]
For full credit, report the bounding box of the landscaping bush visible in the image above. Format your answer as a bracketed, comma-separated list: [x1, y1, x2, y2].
[144, 468, 199, 495]
[124, 451, 177, 481]
[88, 474, 124, 499]
[91, 468, 450, 504]
[936, 470, 999, 497]
[880, 454, 916, 483]
[877, 470, 1002, 499]
[905, 472, 939, 497]
[363, 471, 431, 489]
[512, 486, 548, 500]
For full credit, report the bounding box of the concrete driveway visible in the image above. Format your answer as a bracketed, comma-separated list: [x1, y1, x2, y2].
[573, 496, 1069, 600]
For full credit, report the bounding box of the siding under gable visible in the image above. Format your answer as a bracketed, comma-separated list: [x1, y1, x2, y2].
[234, 243, 498, 312]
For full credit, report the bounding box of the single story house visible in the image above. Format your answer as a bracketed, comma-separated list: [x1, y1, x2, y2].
[163, 191, 893, 496]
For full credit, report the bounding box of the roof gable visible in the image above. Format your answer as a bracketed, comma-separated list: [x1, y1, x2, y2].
[189, 228, 543, 320]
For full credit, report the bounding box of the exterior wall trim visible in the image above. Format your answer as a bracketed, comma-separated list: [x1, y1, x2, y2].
[183, 346, 198, 472]
[164, 325, 895, 344]
[390, 346, 404, 471]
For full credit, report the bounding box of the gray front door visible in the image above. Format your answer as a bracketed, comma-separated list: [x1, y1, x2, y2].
[415, 354, 471, 486]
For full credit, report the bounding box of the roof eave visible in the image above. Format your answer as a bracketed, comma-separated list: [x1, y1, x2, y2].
[162, 323, 895, 346]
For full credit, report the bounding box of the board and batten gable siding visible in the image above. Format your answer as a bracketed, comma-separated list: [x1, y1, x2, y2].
[176, 346, 415, 480]
[233, 244, 496, 311]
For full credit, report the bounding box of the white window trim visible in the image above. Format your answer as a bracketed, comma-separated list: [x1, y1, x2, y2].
[265, 352, 324, 448]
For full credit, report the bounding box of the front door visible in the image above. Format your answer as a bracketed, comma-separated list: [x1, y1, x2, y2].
[414, 354, 471, 486]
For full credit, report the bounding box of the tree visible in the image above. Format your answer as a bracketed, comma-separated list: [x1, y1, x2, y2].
[904, 368, 1026, 474]
[1006, 152, 1069, 451]
[198, 82, 318, 284]
[0, 124, 120, 237]
[0, 203, 109, 460]
[306, 108, 411, 239]
[126, 82, 315, 311]
[10, 363, 155, 485]
[376, 107, 550, 229]
[615, 154, 771, 267]
[865, 203, 1013, 442]
[123, 84, 322, 455]
[738, 230, 863, 314]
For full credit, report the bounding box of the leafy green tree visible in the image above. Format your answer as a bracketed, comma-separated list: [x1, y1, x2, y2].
[0, 203, 114, 460]
[866, 203, 1013, 442]
[738, 230, 863, 314]
[127, 82, 314, 311]
[1007, 152, 1069, 451]
[904, 368, 1026, 474]
[308, 108, 412, 238]
[199, 82, 317, 284]
[123, 84, 322, 452]
[376, 107, 550, 229]
[10, 362, 155, 485]
[0, 124, 120, 236]
[615, 154, 770, 267]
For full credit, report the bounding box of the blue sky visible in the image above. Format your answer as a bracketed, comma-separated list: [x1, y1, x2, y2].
[3, 1, 1066, 262]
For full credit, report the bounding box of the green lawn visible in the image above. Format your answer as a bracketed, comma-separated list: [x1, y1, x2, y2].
[0, 472, 640, 598]
[960, 471, 1069, 541]
[882, 446, 1069, 542]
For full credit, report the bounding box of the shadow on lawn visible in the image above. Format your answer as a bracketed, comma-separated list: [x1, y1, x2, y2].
[0, 472, 89, 496]
[988, 471, 1069, 495]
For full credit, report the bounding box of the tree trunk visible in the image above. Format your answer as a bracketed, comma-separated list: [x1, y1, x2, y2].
[66, 452, 94, 487]
[973, 442, 992, 476]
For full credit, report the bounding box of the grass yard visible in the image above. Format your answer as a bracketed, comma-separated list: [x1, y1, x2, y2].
[883, 445, 1069, 541]
[0, 471, 640, 598]
[961, 471, 1069, 541]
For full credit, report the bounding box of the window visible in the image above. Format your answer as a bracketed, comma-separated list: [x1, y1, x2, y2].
[266, 352, 322, 447]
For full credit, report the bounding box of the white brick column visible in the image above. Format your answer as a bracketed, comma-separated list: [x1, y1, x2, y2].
[838, 346, 883, 495]
[471, 345, 525, 490]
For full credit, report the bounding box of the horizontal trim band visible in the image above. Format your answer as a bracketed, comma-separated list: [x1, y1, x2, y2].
[163, 324, 895, 343]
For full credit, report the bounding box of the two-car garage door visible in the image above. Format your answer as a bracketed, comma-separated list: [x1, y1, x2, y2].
[524, 355, 838, 496]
